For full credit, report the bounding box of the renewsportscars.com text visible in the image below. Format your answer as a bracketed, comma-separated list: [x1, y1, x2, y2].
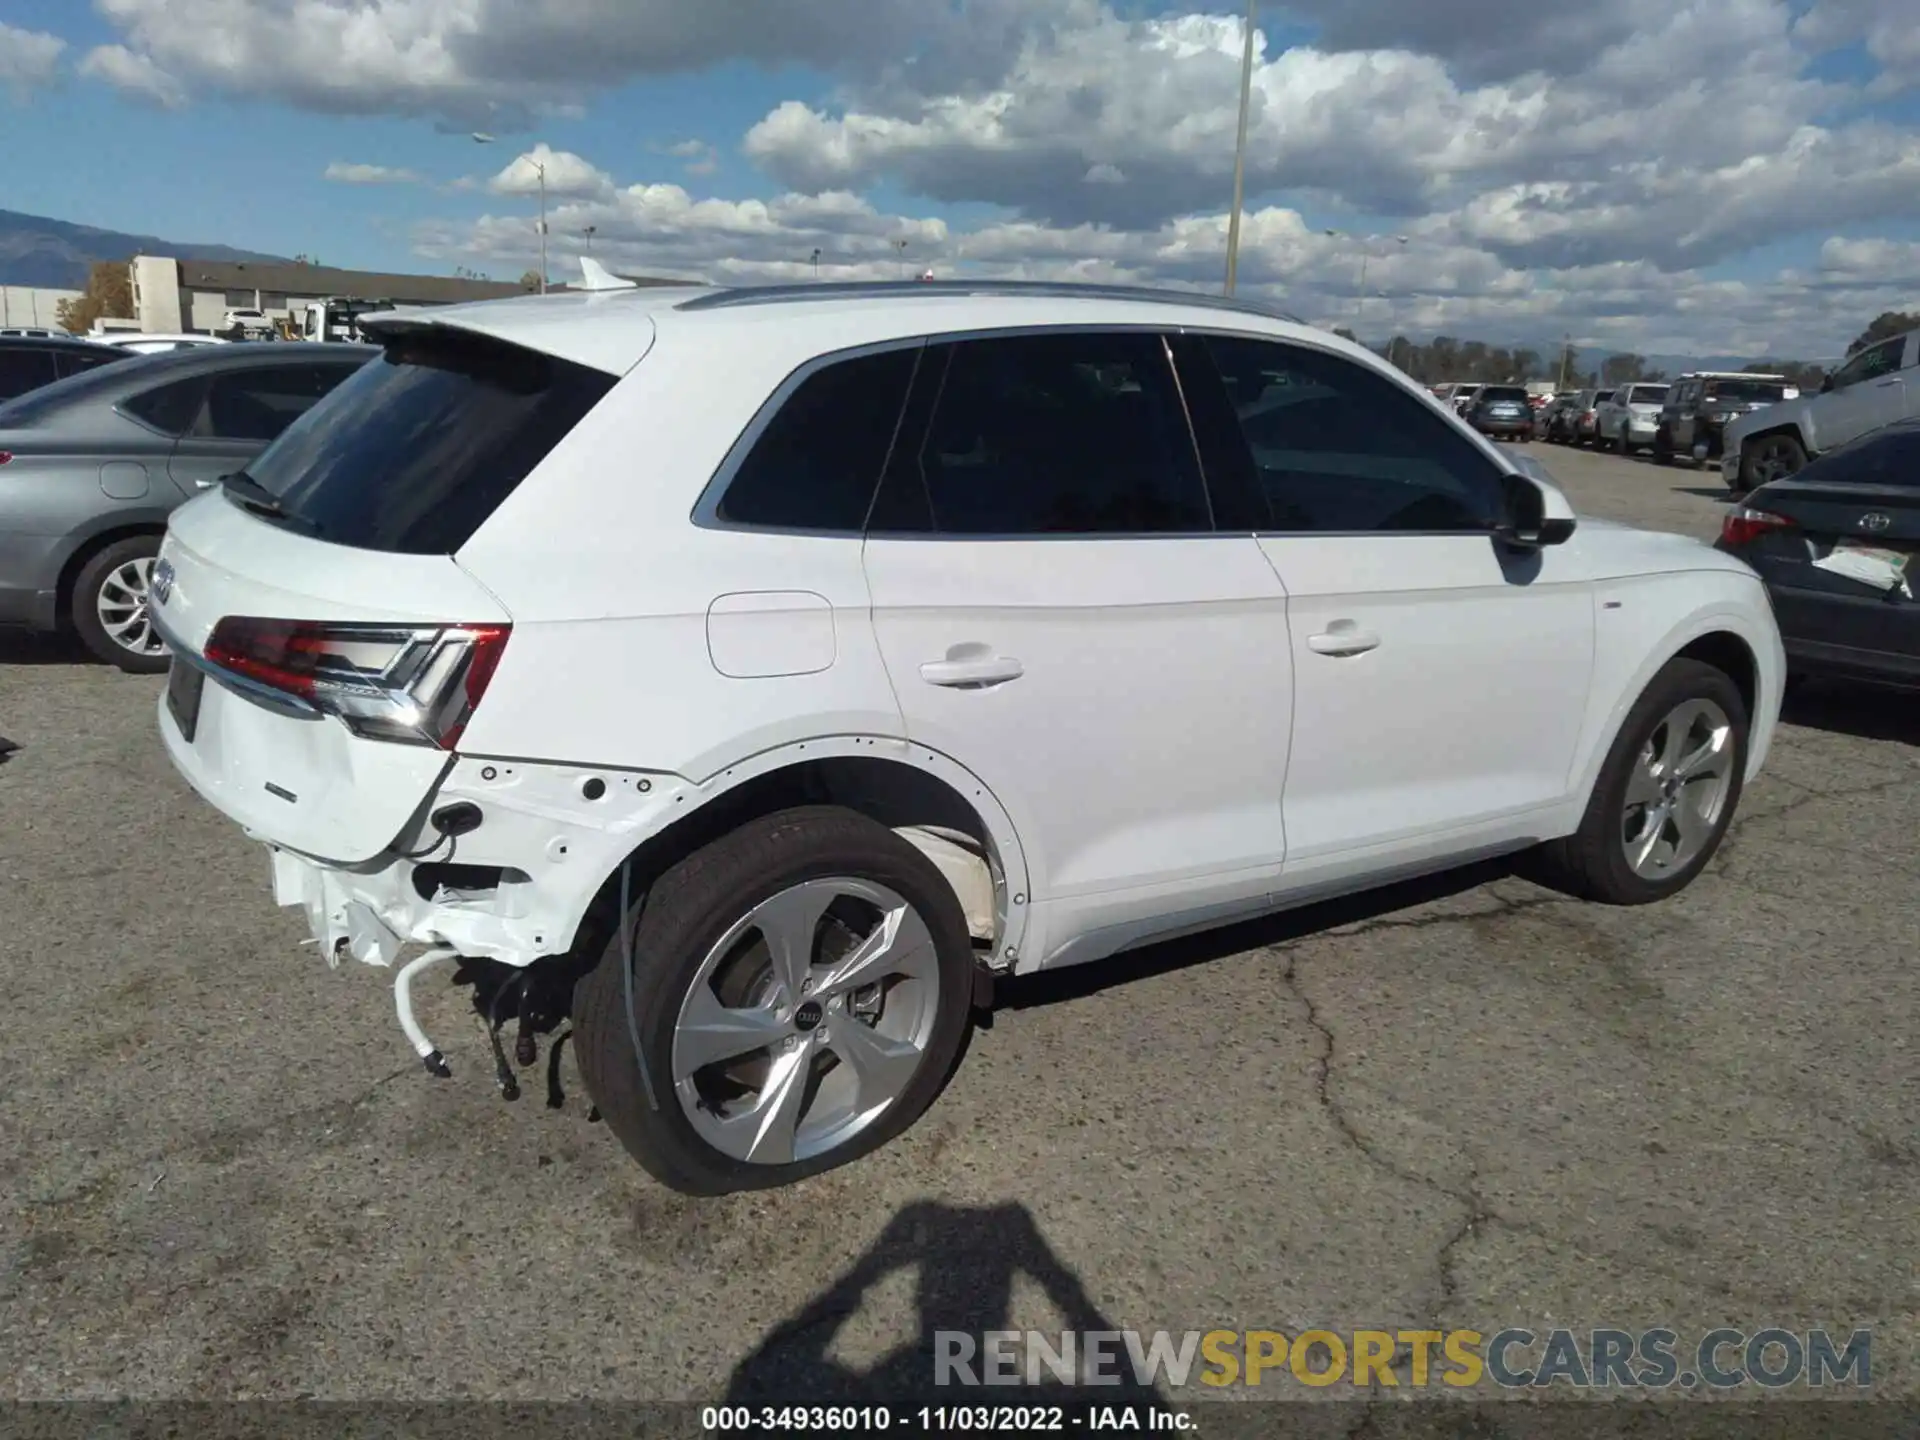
[934, 1327, 1871, 1390]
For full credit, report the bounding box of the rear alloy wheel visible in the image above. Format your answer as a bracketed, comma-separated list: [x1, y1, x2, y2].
[1741, 433, 1807, 491]
[71, 536, 170, 673]
[1523, 658, 1747, 904]
[573, 806, 976, 1194]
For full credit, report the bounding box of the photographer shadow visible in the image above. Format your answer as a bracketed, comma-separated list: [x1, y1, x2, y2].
[723, 1200, 1169, 1413]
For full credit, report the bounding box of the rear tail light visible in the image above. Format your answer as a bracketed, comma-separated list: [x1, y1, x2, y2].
[1721, 505, 1796, 547]
[203, 617, 510, 749]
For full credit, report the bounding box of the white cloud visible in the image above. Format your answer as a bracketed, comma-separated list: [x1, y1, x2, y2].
[411, 145, 1917, 357]
[0, 23, 66, 100]
[61, 0, 1920, 356]
[78, 43, 186, 108]
[324, 161, 423, 184]
[484, 142, 614, 199]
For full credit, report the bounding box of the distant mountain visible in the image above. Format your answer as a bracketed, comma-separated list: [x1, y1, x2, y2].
[0, 208, 286, 289]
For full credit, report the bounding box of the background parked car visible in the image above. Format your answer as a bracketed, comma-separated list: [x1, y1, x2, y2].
[1540, 391, 1587, 443]
[1596, 382, 1672, 454]
[1450, 383, 1484, 416]
[0, 342, 371, 670]
[1715, 418, 1920, 689]
[1465, 384, 1535, 441]
[1723, 327, 1920, 494]
[112, 333, 228, 355]
[1574, 389, 1612, 446]
[1652, 372, 1793, 469]
[0, 334, 132, 402]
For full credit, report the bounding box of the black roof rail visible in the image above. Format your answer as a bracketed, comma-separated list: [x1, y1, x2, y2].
[675, 278, 1304, 325]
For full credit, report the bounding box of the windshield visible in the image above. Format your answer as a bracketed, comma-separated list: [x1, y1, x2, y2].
[245, 325, 618, 555]
[1702, 378, 1787, 404]
[1628, 384, 1668, 404]
[1479, 386, 1529, 403]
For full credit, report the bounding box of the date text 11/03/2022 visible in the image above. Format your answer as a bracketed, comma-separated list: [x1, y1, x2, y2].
[932, 1327, 1873, 1390]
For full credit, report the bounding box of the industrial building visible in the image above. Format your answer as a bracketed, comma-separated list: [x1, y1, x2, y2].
[128, 255, 684, 335]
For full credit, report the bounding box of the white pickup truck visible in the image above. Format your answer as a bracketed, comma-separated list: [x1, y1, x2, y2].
[1723, 327, 1920, 493]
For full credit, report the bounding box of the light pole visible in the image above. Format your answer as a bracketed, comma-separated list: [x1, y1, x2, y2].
[893, 238, 910, 278]
[583, 225, 596, 254]
[473, 134, 547, 293]
[1223, 0, 1257, 296]
[811, 247, 821, 279]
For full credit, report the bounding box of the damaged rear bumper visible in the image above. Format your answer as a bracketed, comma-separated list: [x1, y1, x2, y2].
[262, 756, 692, 970]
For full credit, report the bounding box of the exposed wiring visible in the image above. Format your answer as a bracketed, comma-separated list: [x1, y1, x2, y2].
[619, 857, 661, 1112]
[390, 830, 455, 863]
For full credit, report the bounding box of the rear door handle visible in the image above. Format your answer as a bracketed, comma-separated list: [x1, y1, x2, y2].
[1307, 629, 1381, 657]
[919, 654, 1024, 688]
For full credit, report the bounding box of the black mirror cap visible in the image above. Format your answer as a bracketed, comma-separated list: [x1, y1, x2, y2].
[1496, 471, 1577, 549]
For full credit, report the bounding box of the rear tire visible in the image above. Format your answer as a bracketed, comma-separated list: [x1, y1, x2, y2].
[1525, 658, 1748, 906]
[572, 806, 977, 1195]
[70, 535, 170, 674]
[1652, 430, 1672, 465]
[1740, 432, 1806, 493]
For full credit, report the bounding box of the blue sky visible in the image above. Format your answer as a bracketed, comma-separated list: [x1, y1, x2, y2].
[3, 0, 1917, 355]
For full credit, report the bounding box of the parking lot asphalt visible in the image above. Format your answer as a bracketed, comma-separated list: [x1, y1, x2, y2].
[2, 440, 1916, 1407]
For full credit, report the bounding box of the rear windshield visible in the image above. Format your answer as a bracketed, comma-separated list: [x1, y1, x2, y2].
[246, 327, 618, 554]
[1479, 387, 1529, 402]
[1702, 378, 1787, 403]
[1628, 384, 1669, 404]
[1796, 422, 1920, 487]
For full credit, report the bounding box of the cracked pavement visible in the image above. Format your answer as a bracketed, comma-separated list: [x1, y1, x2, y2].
[1, 443, 1915, 1405]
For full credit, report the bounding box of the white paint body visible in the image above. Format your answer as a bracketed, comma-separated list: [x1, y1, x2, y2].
[1596, 385, 1670, 447]
[154, 285, 1786, 990]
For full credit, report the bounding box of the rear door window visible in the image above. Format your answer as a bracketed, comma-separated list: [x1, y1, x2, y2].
[0, 349, 59, 401]
[121, 376, 210, 436]
[193, 362, 363, 442]
[868, 331, 1213, 535]
[247, 329, 616, 554]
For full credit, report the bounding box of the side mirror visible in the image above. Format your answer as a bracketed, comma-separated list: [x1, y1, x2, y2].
[1820, 373, 1834, 393]
[1495, 468, 1577, 550]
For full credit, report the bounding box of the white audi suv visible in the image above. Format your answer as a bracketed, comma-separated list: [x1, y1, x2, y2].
[152, 272, 1786, 1194]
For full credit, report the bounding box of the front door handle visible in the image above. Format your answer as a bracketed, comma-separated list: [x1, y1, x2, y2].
[1307, 628, 1381, 657]
[920, 654, 1024, 688]
[194, 478, 217, 489]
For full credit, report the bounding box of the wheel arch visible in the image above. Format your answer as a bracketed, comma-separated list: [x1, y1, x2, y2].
[1570, 602, 1774, 820]
[562, 738, 1034, 979]
[1737, 419, 1814, 463]
[54, 520, 169, 628]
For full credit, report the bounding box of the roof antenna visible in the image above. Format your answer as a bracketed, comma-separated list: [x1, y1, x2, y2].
[576, 256, 636, 292]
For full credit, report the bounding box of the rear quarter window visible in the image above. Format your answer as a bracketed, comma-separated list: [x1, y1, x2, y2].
[246, 330, 618, 555]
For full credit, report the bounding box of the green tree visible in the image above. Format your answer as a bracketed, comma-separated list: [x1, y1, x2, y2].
[55, 260, 134, 335]
[1600, 352, 1648, 386]
[1846, 312, 1919, 356]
